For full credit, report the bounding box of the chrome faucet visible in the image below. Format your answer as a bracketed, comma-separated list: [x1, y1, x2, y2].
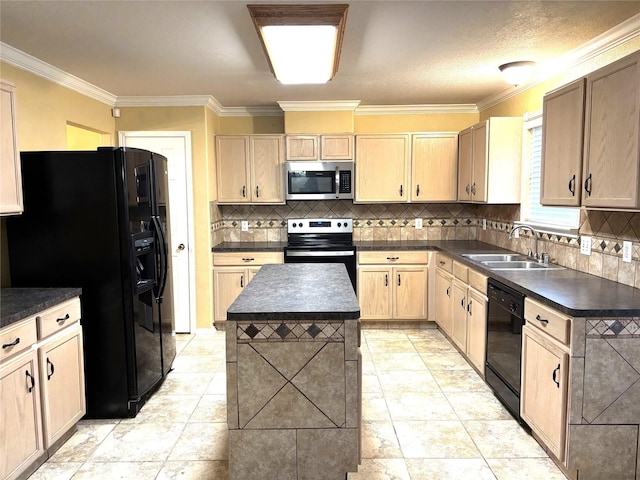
[509, 224, 539, 260]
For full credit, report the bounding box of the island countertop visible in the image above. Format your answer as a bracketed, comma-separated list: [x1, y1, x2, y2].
[227, 263, 360, 321]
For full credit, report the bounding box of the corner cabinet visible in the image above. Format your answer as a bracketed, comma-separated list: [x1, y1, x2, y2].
[216, 135, 284, 204]
[355, 134, 411, 203]
[0, 80, 23, 215]
[582, 50, 640, 209]
[411, 133, 458, 202]
[457, 117, 522, 203]
[357, 251, 428, 321]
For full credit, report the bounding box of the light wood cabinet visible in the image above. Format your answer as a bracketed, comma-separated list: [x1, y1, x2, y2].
[466, 287, 487, 373]
[213, 252, 284, 324]
[540, 79, 586, 206]
[355, 134, 411, 203]
[457, 117, 522, 203]
[0, 80, 23, 216]
[357, 251, 428, 321]
[285, 134, 353, 161]
[521, 298, 571, 462]
[216, 135, 284, 204]
[451, 279, 468, 351]
[434, 265, 453, 337]
[582, 50, 640, 208]
[411, 133, 458, 201]
[1, 349, 44, 480]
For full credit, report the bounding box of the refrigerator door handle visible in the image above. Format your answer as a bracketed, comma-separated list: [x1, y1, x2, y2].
[152, 215, 169, 302]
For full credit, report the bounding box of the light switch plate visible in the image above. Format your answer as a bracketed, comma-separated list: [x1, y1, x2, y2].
[623, 241, 632, 263]
[482, 219, 487, 230]
[580, 236, 592, 256]
[241, 221, 249, 232]
[415, 218, 423, 229]
[513, 228, 519, 239]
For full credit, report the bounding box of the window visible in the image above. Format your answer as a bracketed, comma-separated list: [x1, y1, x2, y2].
[520, 112, 580, 233]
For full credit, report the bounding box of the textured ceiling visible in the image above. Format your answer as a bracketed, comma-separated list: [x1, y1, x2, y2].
[1, 1, 639, 108]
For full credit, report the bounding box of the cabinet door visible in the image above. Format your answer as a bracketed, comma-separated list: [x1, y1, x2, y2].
[39, 324, 86, 449]
[1, 350, 43, 480]
[0, 80, 23, 215]
[286, 135, 319, 161]
[214, 267, 247, 322]
[250, 135, 284, 203]
[541, 79, 585, 206]
[357, 266, 392, 320]
[451, 280, 468, 351]
[355, 135, 410, 202]
[321, 135, 353, 160]
[471, 122, 488, 202]
[521, 325, 569, 461]
[434, 268, 453, 336]
[393, 266, 428, 320]
[411, 133, 458, 202]
[583, 51, 640, 208]
[457, 128, 473, 201]
[466, 289, 487, 374]
[216, 136, 250, 203]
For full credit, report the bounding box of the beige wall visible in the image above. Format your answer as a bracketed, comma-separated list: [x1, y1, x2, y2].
[116, 106, 215, 330]
[284, 111, 354, 133]
[218, 115, 284, 134]
[354, 113, 478, 133]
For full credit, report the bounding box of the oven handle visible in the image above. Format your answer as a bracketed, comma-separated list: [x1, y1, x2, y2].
[335, 166, 340, 199]
[285, 250, 355, 257]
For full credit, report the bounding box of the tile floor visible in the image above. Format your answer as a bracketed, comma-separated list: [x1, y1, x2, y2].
[29, 327, 568, 480]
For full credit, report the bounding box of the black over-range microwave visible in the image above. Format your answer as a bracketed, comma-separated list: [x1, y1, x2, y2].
[285, 161, 354, 200]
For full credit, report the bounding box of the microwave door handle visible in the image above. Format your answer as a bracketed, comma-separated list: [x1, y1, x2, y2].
[335, 166, 340, 199]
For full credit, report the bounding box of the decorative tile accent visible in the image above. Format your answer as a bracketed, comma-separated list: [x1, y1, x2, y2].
[237, 321, 345, 342]
[586, 318, 640, 338]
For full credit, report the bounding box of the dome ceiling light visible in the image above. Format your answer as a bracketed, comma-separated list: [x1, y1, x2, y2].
[499, 61, 536, 87]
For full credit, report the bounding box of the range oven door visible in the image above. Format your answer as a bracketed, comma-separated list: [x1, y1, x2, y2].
[284, 246, 357, 293]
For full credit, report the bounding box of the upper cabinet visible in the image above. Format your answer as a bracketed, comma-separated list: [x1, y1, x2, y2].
[457, 117, 522, 203]
[582, 50, 640, 209]
[0, 80, 23, 216]
[540, 79, 586, 206]
[216, 135, 285, 204]
[355, 134, 410, 202]
[285, 134, 353, 161]
[411, 133, 458, 202]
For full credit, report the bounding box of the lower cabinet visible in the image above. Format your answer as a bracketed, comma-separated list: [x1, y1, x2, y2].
[213, 252, 284, 325]
[357, 251, 429, 321]
[466, 288, 487, 373]
[434, 254, 453, 336]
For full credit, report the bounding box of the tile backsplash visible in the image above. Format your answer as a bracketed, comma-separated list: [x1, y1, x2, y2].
[212, 201, 640, 289]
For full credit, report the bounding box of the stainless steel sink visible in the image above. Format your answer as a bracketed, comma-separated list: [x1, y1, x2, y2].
[480, 260, 565, 271]
[462, 253, 529, 262]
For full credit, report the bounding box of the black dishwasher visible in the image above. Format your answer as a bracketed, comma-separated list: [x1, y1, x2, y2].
[485, 278, 525, 420]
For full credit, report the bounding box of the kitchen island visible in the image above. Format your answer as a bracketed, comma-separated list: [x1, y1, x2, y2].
[225, 263, 361, 480]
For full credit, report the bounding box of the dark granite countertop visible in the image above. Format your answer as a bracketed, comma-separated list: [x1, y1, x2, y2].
[1, 288, 82, 328]
[212, 241, 287, 252]
[227, 263, 360, 321]
[214, 239, 640, 317]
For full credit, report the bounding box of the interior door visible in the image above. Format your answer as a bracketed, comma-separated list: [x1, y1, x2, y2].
[119, 132, 194, 333]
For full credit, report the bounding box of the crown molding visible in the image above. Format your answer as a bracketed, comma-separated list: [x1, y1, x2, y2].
[0, 42, 117, 105]
[477, 12, 640, 112]
[219, 106, 283, 117]
[355, 104, 479, 115]
[277, 100, 361, 111]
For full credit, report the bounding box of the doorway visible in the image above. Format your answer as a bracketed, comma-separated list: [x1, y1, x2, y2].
[118, 131, 195, 333]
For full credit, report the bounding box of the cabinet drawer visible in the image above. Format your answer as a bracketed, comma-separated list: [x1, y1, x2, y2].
[468, 269, 487, 294]
[37, 298, 81, 340]
[213, 251, 284, 266]
[524, 298, 571, 345]
[453, 261, 468, 282]
[435, 253, 452, 273]
[358, 250, 428, 265]
[1, 317, 37, 361]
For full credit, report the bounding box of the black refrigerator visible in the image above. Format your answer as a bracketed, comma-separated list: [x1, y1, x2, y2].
[7, 147, 176, 418]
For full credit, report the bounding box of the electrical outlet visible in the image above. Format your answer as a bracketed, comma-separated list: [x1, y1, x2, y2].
[482, 219, 487, 230]
[623, 241, 632, 263]
[241, 221, 249, 232]
[513, 228, 519, 239]
[415, 218, 423, 229]
[580, 236, 592, 256]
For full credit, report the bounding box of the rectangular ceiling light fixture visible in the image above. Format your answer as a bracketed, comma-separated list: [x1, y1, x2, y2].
[247, 4, 349, 85]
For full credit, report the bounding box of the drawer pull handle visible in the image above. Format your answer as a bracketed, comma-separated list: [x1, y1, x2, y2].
[242, 257, 255, 262]
[2, 337, 20, 349]
[56, 313, 70, 323]
[535, 314, 549, 325]
[386, 256, 399, 261]
[47, 358, 55, 380]
[552, 363, 560, 388]
[439, 260, 445, 265]
[26, 370, 35, 393]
